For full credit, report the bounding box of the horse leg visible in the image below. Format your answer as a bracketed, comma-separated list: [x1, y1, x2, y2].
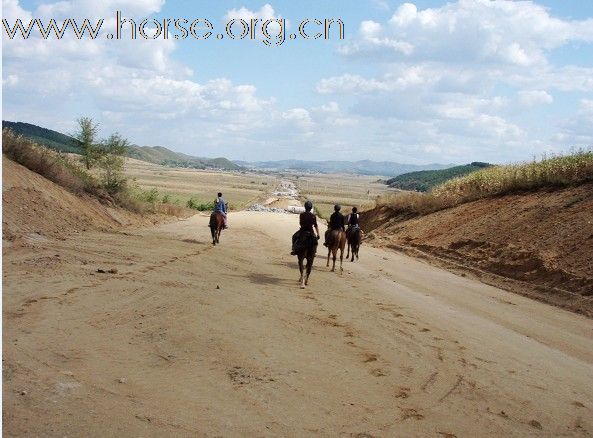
[305, 254, 314, 285]
[331, 249, 337, 272]
[346, 241, 350, 259]
[326, 248, 331, 267]
[211, 227, 216, 245]
[298, 256, 305, 288]
[339, 245, 344, 274]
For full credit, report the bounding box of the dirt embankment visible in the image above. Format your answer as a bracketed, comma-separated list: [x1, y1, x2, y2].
[2, 157, 165, 244]
[361, 184, 593, 316]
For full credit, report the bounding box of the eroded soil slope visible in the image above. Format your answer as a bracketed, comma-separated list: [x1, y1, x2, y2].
[361, 184, 593, 316]
[2, 157, 160, 243]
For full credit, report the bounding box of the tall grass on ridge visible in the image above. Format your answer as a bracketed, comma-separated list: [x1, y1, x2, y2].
[378, 150, 593, 215]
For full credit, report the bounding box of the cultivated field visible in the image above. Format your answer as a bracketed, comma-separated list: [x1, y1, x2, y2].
[124, 159, 395, 216]
[293, 173, 393, 218]
[124, 158, 279, 210]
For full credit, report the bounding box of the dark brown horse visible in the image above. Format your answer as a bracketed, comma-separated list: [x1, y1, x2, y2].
[346, 227, 362, 262]
[294, 232, 318, 288]
[326, 229, 347, 273]
[209, 212, 224, 245]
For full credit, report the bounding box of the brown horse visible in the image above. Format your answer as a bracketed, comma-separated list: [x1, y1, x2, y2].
[209, 212, 224, 245]
[346, 227, 362, 262]
[326, 229, 347, 273]
[294, 232, 318, 288]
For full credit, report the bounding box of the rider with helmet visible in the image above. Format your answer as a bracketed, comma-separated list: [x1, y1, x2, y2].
[324, 204, 345, 247]
[346, 206, 360, 237]
[291, 200, 320, 255]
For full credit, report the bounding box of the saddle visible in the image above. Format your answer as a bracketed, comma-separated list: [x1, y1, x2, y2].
[294, 231, 318, 253]
[210, 212, 224, 228]
[347, 225, 361, 238]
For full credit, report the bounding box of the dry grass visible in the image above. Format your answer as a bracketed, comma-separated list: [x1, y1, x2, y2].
[378, 150, 593, 215]
[2, 129, 189, 217]
[3, 128, 102, 196]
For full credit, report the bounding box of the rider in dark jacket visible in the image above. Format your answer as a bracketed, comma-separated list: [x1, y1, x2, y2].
[324, 204, 345, 247]
[346, 206, 359, 237]
[291, 201, 320, 255]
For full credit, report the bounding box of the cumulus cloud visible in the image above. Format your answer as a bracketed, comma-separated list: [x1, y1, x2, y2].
[554, 99, 593, 147]
[1, 0, 282, 157]
[3, 0, 593, 163]
[313, 1, 593, 161]
[223, 3, 287, 37]
[345, 0, 593, 67]
[518, 90, 553, 107]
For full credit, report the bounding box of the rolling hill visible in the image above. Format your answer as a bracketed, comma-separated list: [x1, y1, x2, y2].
[2, 120, 241, 171]
[2, 120, 82, 153]
[385, 162, 493, 192]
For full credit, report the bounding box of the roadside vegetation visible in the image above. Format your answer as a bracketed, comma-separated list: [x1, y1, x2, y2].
[378, 150, 593, 215]
[2, 126, 185, 217]
[385, 162, 492, 192]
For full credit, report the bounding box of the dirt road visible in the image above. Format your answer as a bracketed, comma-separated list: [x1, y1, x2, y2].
[3, 212, 593, 437]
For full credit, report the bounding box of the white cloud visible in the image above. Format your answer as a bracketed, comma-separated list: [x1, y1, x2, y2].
[311, 1, 593, 162]
[223, 3, 287, 37]
[343, 0, 593, 68]
[2, 0, 280, 157]
[2, 74, 19, 87]
[554, 99, 593, 147]
[518, 90, 553, 107]
[3, 0, 593, 163]
[224, 4, 279, 22]
[360, 20, 382, 38]
[2, 0, 32, 22]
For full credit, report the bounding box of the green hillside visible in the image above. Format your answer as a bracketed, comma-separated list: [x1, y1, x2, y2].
[3, 120, 241, 171]
[2, 121, 81, 153]
[386, 162, 493, 192]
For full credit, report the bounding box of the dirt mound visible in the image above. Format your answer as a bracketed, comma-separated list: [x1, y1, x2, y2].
[361, 184, 593, 316]
[2, 157, 150, 243]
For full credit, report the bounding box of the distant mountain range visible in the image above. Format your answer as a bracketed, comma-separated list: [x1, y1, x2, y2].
[3, 121, 461, 177]
[235, 159, 455, 177]
[2, 121, 241, 171]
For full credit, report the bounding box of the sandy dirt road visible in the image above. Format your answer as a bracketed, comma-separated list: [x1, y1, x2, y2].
[3, 212, 593, 437]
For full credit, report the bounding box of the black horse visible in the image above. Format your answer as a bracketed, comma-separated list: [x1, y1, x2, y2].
[293, 231, 318, 288]
[346, 227, 362, 262]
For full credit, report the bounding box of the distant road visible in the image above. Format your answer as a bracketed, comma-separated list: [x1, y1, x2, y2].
[3, 212, 592, 436]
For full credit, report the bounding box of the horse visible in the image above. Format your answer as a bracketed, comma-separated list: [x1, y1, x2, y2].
[346, 227, 362, 262]
[326, 229, 347, 273]
[209, 212, 224, 245]
[294, 231, 318, 289]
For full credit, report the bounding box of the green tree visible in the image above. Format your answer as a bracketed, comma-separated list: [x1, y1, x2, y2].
[99, 133, 129, 195]
[75, 117, 99, 169]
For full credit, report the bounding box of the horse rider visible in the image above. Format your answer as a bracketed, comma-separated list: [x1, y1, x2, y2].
[213, 192, 228, 229]
[324, 204, 345, 247]
[291, 200, 320, 255]
[346, 206, 360, 237]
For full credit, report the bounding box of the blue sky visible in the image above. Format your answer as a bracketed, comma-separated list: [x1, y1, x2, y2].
[3, 0, 593, 164]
